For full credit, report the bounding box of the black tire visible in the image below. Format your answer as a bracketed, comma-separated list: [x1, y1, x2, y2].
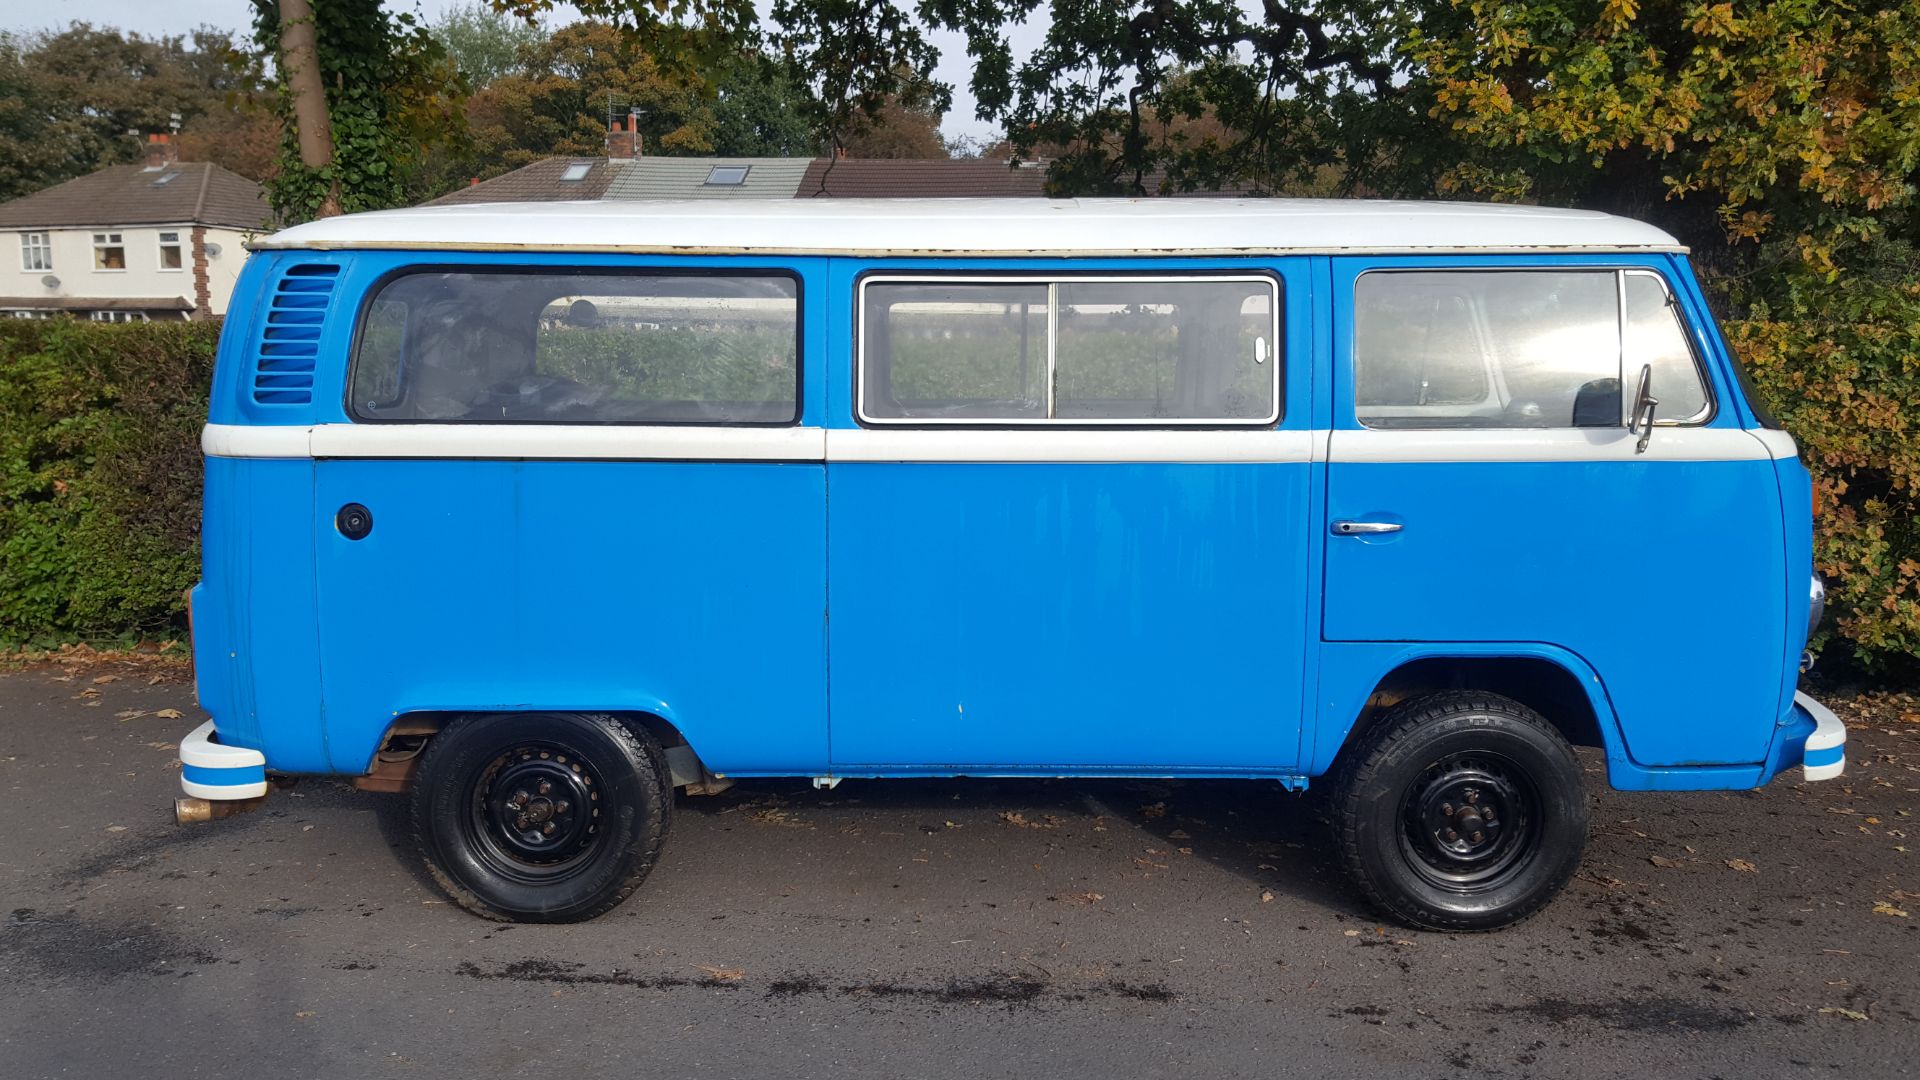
[410, 712, 671, 922]
[1332, 691, 1588, 932]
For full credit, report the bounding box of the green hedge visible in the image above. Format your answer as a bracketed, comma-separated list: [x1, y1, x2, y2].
[0, 319, 215, 646]
[1, 314, 1913, 675]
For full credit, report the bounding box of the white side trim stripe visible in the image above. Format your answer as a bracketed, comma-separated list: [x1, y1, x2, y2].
[1329, 427, 1780, 463]
[202, 423, 1802, 464]
[827, 428, 1314, 463]
[206, 423, 828, 462]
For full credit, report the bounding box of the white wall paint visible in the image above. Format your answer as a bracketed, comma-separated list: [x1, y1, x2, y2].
[5, 225, 253, 316]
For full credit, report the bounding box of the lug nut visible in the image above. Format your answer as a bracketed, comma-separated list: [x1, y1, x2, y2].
[1441, 803, 1454, 816]
[512, 792, 528, 807]
[516, 815, 530, 830]
[1465, 791, 1479, 804]
[542, 823, 556, 836]
[555, 801, 570, 814]
[1445, 829, 1459, 842]
[538, 781, 552, 796]
[1471, 831, 1484, 843]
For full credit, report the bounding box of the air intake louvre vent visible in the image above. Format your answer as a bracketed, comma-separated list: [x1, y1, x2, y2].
[251, 264, 340, 406]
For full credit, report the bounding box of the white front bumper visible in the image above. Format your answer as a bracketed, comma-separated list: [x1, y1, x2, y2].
[1795, 691, 1847, 783]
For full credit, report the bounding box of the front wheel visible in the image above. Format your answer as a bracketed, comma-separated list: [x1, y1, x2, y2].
[1332, 691, 1589, 931]
[410, 712, 671, 922]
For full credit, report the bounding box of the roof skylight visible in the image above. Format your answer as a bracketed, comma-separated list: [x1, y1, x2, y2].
[560, 162, 592, 182]
[704, 165, 750, 186]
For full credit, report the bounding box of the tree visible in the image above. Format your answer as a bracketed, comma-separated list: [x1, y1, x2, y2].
[435, 21, 822, 190]
[1411, 0, 1920, 668]
[0, 24, 266, 200]
[431, 2, 547, 88]
[250, 0, 469, 221]
[836, 67, 948, 158]
[494, 0, 1405, 191]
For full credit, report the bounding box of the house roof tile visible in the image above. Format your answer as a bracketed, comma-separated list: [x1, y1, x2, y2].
[426, 157, 617, 205]
[0, 163, 270, 231]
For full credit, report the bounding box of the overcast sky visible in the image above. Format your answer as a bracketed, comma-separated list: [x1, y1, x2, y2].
[8, 0, 1030, 141]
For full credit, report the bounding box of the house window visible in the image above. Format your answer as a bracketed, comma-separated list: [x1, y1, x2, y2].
[20, 232, 51, 271]
[92, 233, 126, 271]
[704, 165, 750, 186]
[89, 310, 148, 323]
[158, 231, 184, 270]
[7, 309, 52, 319]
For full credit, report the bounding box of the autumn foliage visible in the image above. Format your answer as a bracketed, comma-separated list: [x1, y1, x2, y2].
[1413, 0, 1920, 669]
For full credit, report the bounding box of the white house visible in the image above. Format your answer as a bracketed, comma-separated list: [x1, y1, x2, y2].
[0, 134, 270, 322]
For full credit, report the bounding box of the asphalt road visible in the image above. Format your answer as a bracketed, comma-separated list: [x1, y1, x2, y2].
[1, 660, 1916, 1079]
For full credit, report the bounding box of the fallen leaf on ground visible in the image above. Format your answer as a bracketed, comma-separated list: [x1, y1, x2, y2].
[1819, 1007, 1870, 1021]
[1059, 891, 1104, 905]
[92, 674, 120, 684]
[1168, 829, 1191, 840]
[115, 710, 147, 721]
[1725, 858, 1758, 872]
[1649, 855, 1683, 868]
[1873, 901, 1909, 918]
[1342, 929, 1361, 937]
[105, 825, 126, 833]
[1260, 891, 1274, 903]
[154, 708, 183, 720]
[999, 811, 1056, 829]
[696, 965, 745, 982]
[1140, 802, 1167, 819]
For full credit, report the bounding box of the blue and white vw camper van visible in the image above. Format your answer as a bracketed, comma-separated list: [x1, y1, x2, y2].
[177, 199, 1844, 930]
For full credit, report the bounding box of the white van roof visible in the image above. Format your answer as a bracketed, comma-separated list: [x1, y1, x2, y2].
[252, 197, 1686, 257]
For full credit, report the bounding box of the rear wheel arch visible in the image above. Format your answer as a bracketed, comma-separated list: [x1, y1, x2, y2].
[357, 709, 711, 793]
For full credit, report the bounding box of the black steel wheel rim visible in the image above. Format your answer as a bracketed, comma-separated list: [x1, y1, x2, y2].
[465, 741, 607, 884]
[1397, 751, 1542, 892]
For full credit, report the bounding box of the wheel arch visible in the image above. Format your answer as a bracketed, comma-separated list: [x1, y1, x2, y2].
[1313, 644, 1629, 784]
[353, 708, 717, 793]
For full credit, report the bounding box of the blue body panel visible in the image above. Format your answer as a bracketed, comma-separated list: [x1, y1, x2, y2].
[195, 456, 328, 772]
[825, 461, 1310, 774]
[1321, 456, 1786, 765]
[311, 459, 828, 775]
[189, 246, 1812, 792]
[1323, 253, 1789, 773]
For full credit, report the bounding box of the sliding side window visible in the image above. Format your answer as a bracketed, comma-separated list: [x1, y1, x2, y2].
[860, 275, 1280, 424]
[350, 270, 799, 423]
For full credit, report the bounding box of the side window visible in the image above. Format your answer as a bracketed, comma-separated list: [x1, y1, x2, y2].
[353, 297, 409, 410]
[1623, 272, 1710, 422]
[1353, 286, 1489, 413]
[863, 282, 1048, 420]
[860, 275, 1281, 424]
[349, 271, 800, 424]
[1354, 269, 1712, 429]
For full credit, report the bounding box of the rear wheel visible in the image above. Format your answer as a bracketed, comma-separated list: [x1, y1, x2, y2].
[411, 712, 670, 922]
[1332, 691, 1588, 931]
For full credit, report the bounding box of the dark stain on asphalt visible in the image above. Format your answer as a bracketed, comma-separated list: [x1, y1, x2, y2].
[468, 961, 1177, 1009]
[1483, 995, 1752, 1034]
[3, 907, 223, 982]
[455, 958, 740, 990]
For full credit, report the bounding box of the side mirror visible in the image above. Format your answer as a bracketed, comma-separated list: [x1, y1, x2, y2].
[1627, 363, 1659, 454]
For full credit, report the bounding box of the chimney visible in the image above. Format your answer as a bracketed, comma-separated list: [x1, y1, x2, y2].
[834, 146, 849, 160]
[605, 111, 642, 161]
[143, 132, 178, 171]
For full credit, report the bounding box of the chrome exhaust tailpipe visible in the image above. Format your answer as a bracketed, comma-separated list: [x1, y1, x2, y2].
[175, 795, 267, 824]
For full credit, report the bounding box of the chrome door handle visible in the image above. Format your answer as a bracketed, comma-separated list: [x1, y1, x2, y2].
[1332, 520, 1402, 536]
